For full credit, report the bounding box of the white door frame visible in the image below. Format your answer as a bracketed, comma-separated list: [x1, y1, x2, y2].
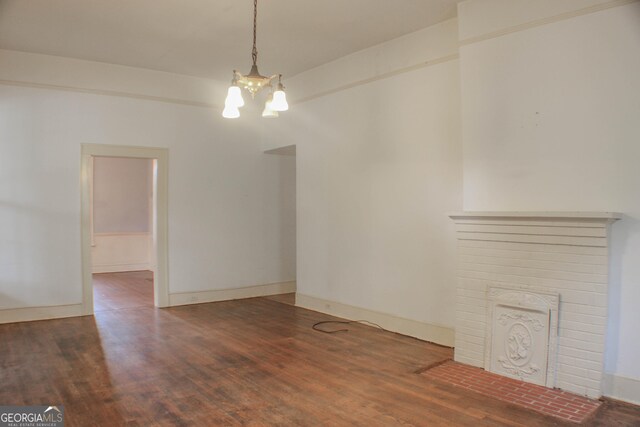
[80, 144, 169, 314]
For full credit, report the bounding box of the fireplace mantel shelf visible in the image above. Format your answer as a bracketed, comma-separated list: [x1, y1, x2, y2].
[449, 211, 622, 222]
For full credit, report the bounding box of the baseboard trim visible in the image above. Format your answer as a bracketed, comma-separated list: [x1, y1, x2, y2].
[0, 304, 84, 324]
[603, 373, 640, 405]
[169, 281, 296, 306]
[92, 263, 151, 274]
[295, 294, 454, 347]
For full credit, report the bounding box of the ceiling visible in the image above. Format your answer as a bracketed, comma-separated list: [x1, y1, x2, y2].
[0, 0, 458, 81]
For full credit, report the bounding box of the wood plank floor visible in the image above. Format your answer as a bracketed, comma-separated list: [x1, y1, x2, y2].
[1, 273, 638, 426]
[264, 292, 295, 306]
[93, 271, 154, 312]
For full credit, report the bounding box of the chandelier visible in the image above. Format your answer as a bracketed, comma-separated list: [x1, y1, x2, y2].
[222, 0, 288, 119]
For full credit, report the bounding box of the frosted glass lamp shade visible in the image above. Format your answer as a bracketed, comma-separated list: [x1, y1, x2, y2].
[225, 85, 245, 108]
[222, 105, 240, 119]
[262, 97, 279, 118]
[271, 89, 288, 112]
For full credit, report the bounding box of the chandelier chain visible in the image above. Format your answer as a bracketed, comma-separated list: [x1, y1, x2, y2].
[252, 0, 258, 66]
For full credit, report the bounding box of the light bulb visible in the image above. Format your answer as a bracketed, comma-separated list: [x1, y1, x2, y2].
[271, 89, 288, 112]
[262, 96, 279, 118]
[225, 85, 244, 108]
[222, 105, 240, 119]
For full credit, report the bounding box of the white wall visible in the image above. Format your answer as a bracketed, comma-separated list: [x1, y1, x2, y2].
[265, 19, 462, 346]
[91, 157, 153, 273]
[458, 0, 640, 402]
[91, 233, 152, 274]
[0, 50, 296, 312]
[93, 157, 152, 233]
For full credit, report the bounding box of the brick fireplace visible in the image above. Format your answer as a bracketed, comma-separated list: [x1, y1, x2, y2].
[449, 212, 621, 398]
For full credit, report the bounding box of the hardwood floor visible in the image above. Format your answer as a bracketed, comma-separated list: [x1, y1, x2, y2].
[1, 283, 638, 426]
[93, 271, 154, 312]
[264, 292, 295, 306]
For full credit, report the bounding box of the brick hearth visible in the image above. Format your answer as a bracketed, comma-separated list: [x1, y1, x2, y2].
[422, 361, 602, 423]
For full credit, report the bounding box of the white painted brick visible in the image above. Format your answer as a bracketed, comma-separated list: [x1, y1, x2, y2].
[457, 287, 486, 298]
[558, 363, 588, 380]
[460, 262, 607, 286]
[454, 348, 484, 365]
[458, 278, 488, 291]
[561, 320, 606, 335]
[456, 325, 485, 339]
[593, 284, 607, 294]
[457, 231, 607, 247]
[457, 303, 486, 315]
[459, 334, 484, 346]
[556, 290, 607, 307]
[560, 329, 604, 343]
[456, 223, 607, 238]
[559, 311, 607, 326]
[459, 254, 608, 275]
[456, 288, 486, 298]
[460, 269, 605, 294]
[572, 303, 608, 317]
[458, 318, 486, 331]
[457, 311, 485, 323]
[463, 341, 485, 354]
[559, 337, 605, 354]
[456, 311, 485, 323]
[558, 345, 603, 363]
[556, 371, 602, 395]
[459, 239, 608, 256]
[571, 358, 604, 372]
[457, 295, 485, 307]
[588, 369, 604, 381]
[557, 354, 577, 366]
[555, 380, 599, 399]
[458, 246, 607, 266]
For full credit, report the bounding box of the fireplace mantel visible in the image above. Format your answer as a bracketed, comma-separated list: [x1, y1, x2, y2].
[449, 211, 621, 222]
[449, 211, 621, 399]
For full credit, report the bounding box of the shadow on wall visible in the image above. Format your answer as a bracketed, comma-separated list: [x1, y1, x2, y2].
[0, 293, 27, 310]
[605, 213, 636, 373]
[0, 199, 76, 310]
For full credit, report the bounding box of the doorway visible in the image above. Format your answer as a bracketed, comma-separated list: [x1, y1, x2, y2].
[91, 156, 153, 311]
[80, 144, 169, 315]
[263, 144, 297, 304]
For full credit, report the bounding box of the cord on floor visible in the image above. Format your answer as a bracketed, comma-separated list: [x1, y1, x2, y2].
[312, 320, 389, 334]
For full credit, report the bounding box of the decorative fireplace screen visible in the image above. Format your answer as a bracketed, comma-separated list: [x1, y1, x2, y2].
[485, 287, 559, 387]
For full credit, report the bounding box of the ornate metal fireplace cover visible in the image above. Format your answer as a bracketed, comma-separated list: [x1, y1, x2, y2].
[485, 287, 559, 388]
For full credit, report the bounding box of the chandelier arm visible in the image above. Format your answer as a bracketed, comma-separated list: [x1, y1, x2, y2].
[252, 0, 258, 66]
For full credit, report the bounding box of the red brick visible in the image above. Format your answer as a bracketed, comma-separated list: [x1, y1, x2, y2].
[566, 403, 588, 412]
[421, 362, 602, 423]
[553, 397, 576, 405]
